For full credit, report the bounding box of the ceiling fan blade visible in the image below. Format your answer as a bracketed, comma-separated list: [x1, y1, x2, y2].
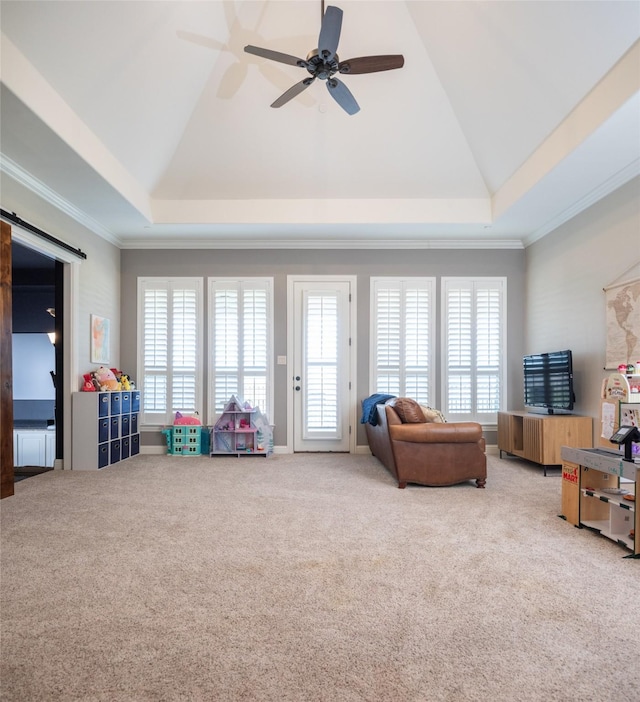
[338, 55, 405, 74]
[271, 77, 316, 108]
[244, 45, 306, 67]
[318, 5, 343, 60]
[326, 78, 360, 115]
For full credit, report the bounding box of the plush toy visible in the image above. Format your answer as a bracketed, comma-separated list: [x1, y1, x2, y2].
[109, 368, 135, 391]
[174, 411, 201, 426]
[94, 366, 121, 391]
[81, 373, 97, 392]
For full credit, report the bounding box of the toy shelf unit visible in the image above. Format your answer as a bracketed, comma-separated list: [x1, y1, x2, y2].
[72, 390, 141, 470]
[162, 425, 204, 456]
[211, 395, 273, 458]
[561, 446, 638, 557]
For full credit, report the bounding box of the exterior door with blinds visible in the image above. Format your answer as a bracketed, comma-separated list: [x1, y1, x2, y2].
[290, 277, 354, 452]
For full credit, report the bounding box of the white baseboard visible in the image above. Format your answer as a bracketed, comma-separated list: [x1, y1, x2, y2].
[140, 444, 496, 457]
[141, 446, 167, 455]
[141, 445, 290, 456]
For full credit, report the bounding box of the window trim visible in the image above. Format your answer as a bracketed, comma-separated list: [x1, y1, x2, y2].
[136, 277, 204, 428]
[207, 277, 274, 424]
[369, 277, 436, 406]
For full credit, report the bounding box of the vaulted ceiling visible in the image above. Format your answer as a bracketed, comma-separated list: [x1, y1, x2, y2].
[1, 1, 639, 249]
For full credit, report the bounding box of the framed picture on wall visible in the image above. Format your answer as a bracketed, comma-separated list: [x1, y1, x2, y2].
[90, 314, 110, 364]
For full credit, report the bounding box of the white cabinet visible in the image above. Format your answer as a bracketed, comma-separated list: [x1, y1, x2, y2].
[45, 432, 56, 468]
[15, 431, 46, 467]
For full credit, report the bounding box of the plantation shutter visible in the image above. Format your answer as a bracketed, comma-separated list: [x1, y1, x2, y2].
[172, 289, 198, 413]
[305, 290, 339, 435]
[209, 279, 273, 418]
[442, 278, 505, 423]
[371, 278, 434, 405]
[138, 278, 202, 425]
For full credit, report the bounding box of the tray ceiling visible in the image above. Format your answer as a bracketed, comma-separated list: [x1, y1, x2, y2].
[1, 1, 639, 248]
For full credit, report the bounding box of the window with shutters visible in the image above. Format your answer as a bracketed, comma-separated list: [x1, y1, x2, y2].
[442, 277, 505, 423]
[137, 278, 203, 426]
[370, 278, 435, 405]
[208, 278, 273, 421]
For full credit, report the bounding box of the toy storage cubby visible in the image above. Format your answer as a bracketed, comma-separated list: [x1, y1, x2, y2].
[211, 395, 273, 457]
[72, 390, 141, 470]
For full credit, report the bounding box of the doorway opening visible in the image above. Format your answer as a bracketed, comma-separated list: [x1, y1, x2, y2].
[11, 241, 63, 480]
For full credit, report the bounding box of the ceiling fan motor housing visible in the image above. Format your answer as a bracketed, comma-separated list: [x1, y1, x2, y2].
[305, 50, 340, 81]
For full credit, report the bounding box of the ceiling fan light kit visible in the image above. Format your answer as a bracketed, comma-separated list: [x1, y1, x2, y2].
[244, 4, 404, 115]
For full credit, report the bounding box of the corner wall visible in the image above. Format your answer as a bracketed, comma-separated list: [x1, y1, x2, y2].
[525, 176, 640, 438]
[2, 176, 122, 469]
[1, 177, 122, 376]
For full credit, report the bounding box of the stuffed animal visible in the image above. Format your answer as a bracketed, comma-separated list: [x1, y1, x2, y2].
[174, 411, 201, 426]
[81, 373, 97, 392]
[109, 368, 136, 391]
[94, 366, 121, 391]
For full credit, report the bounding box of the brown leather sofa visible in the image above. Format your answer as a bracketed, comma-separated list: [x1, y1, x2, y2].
[364, 398, 487, 489]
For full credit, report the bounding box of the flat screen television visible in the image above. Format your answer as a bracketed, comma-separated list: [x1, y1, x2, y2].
[523, 349, 575, 414]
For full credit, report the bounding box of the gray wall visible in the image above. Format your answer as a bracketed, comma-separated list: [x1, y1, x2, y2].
[525, 176, 640, 439]
[120, 248, 526, 447]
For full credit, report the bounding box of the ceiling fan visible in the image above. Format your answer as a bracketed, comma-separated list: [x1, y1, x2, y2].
[244, 2, 404, 115]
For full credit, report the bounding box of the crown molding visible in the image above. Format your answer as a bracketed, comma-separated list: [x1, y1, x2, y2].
[0, 154, 121, 246]
[1, 155, 527, 250]
[119, 237, 524, 250]
[524, 159, 640, 247]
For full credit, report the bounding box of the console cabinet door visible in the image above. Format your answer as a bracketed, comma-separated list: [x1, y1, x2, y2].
[45, 433, 56, 468]
[523, 417, 544, 464]
[497, 412, 512, 453]
[15, 432, 46, 467]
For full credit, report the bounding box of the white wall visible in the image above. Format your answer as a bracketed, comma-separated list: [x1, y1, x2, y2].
[12, 333, 55, 399]
[525, 176, 640, 433]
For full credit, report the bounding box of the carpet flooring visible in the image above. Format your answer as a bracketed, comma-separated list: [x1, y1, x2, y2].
[1, 452, 638, 702]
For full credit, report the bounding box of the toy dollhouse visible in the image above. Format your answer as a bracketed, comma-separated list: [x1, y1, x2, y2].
[211, 395, 273, 457]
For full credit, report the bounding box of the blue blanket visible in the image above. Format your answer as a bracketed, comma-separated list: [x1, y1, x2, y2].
[360, 394, 396, 425]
